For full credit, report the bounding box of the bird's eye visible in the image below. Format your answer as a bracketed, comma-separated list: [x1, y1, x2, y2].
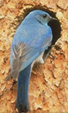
[43, 14, 47, 18]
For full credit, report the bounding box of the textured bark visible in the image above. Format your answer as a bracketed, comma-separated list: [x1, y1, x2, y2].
[0, 0, 68, 113]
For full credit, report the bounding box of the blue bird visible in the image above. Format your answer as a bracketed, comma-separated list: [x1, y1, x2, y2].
[6, 10, 56, 112]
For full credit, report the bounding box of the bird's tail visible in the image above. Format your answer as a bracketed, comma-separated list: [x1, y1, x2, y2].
[16, 64, 31, 113]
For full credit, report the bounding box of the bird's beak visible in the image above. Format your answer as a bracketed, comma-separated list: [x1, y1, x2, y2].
[49, 16, 58, 21]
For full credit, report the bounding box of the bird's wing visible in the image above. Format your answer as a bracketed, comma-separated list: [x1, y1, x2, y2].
[42, 35, 52, 49]
[41, 26, 53, 52]
[6, 42, 39, 80]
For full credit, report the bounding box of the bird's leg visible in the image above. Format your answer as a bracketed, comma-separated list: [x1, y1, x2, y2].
[43, 45, 53, 61]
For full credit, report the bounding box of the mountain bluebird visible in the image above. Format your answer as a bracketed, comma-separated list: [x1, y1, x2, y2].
[6, 10, 57, 112]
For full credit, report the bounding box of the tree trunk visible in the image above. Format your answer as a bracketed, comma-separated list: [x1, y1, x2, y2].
[0, 0, 68, 112]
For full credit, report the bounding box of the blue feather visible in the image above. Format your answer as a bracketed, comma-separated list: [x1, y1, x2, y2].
[16, 64, 31, 112]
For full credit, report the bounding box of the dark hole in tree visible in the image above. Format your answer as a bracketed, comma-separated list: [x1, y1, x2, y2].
[23, 6, 61, 44]
[48, 19, 61, 45]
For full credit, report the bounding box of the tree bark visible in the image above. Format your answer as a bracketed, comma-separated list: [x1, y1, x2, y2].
[0, 0, 68, 112]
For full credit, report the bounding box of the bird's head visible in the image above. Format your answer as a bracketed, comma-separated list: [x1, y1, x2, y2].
[28, 10, 57, 25]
